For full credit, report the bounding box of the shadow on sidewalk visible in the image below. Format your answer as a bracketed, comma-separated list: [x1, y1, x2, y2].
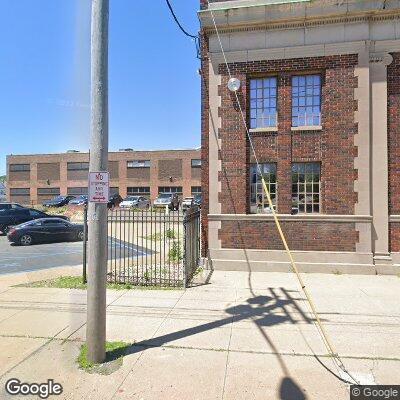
[107, 288, 313, 400]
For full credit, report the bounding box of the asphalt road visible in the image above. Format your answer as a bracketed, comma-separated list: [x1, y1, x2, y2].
[0, 236, 152, 275]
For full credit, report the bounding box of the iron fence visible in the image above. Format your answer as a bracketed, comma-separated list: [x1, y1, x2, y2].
[83, 207, 201, 288]
[183, 207, 201, 285]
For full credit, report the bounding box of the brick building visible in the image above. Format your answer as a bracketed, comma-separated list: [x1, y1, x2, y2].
[6, 149, 201, 205]
[200, 0, 400, 274]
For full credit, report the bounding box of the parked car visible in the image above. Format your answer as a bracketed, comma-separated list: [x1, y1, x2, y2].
[153, 193, 173, 209]
[119, 196, 150, 209]
[182, 197, 195, 212]
[182, 194, 202, 212]
[193, 193, 202, 208]
[42, 195, 75, 208]
[7, 218, 84, 246]
[107, 193, 123, 209]
[68, 195, 88, 206]
[0, 208, 69, 235]
[0, 202, 25, 211]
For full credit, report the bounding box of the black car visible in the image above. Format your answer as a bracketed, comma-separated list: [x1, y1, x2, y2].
[42, 195, 75, 208]
[193, 193, 202, 208]
[0, 202, 25, 210]
[0, 208, 69, 235]
[68, 195, 88, 206]
[107, 193, 123, 209]
[7, 218, 84, 246]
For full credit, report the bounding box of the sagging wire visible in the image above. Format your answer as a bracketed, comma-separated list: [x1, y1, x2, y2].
[165, 0, 201, 59]
[207, 6, 359, 386]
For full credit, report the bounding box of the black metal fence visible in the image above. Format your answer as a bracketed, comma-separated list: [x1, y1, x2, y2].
[183, 208, 201, 284]
[83, 207, 201, 288]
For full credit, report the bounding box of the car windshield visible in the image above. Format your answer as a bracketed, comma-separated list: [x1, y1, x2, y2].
[52, 196, 64, 201]
[158, 193, 172, 199]
[125, 196, 139, 201]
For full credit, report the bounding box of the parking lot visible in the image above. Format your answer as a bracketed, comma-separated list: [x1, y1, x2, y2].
[0, 236, 84, 275]
[0, 235, 153, 276]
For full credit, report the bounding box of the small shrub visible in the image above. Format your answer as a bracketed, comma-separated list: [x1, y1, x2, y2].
[165, 229, 176, 239]
[168, 241, 183, 263]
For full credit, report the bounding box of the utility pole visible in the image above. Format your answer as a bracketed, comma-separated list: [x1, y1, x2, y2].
[86, 0, 109, 364]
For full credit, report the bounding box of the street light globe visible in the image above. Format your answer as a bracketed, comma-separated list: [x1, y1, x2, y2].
[227, 77, 241, 92]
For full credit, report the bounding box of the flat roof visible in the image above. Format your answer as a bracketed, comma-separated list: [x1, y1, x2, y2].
[7, 148, 201, 157]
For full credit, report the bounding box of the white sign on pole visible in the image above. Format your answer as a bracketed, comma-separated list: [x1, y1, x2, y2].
[88, 172, 109, 203]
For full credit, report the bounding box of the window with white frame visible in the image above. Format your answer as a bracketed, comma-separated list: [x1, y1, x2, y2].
[67, 162, 89, 171]
[9, 164, 30, 172]
[37, 187, 60, 195]
[10, 188, 30, 196]
[292, 75, 321, 127]
[249, 77, 277, 129]
[127, 187, 150, 196]
[191, 186, 201, 195]
[158, 187, 182, 195]
[191, 159, 201, 168]
[249, 163, 277, 213]
[67, 187, 88, 195]
[127, 160, 150, 168]
[291, 162, 320, 214]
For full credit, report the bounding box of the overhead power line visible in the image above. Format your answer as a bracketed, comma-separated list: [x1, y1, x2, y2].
[164, 0, 200, 59]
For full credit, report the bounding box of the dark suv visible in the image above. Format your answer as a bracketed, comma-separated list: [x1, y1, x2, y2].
[0, 203, 25, 211]
[107, 194, 123, 209]
[42, 196, 75, 208]
[0, 208, 69, 234]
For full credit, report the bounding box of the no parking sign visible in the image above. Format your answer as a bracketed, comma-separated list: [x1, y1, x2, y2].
[88, 172, 109, 203]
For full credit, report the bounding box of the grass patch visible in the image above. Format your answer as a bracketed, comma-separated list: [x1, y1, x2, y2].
[142, 232, 162, 241]
[78, 341, 131, 374]
[21, 276, 88, 290]
[17, 276, 182, 291]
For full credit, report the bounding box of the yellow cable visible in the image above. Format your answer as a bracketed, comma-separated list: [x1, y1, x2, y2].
[260, 176, 338, 357]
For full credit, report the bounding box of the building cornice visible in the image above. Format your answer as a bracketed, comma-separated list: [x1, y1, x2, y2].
[201, 10, 400, 35]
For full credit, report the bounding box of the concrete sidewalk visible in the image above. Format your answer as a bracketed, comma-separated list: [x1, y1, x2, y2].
[0, 270, 399, 399]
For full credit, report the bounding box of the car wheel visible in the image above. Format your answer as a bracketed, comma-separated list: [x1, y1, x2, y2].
[20, 234, 33, 246]
[77, 231, 84, 241]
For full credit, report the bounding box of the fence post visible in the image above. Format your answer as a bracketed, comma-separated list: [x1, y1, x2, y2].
[83, 205, 88, 284]
[183, 211, 187, 288]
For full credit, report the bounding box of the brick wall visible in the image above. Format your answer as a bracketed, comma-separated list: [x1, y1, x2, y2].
[220, 220, 358, 252]
[37, 163, 60, 181]
[10, 195, 30, 205]
[388, 52, 400, 252]
[191, 167, 201, 180]
[127, 167, 150, 180]
[8, 170, 30, 182]
[201, 45, 360, 252]
[109, 161, 119, 179]
[158, 159, 183, 180]
[7, 150, 201, 205]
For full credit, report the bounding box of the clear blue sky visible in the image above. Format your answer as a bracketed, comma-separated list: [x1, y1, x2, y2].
[0, 0, 200, 176]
